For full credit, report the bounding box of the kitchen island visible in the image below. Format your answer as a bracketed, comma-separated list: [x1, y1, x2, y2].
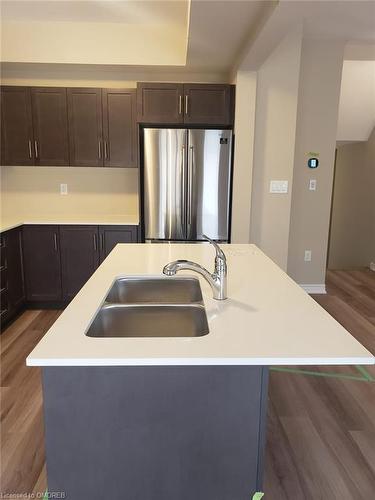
[27, 243, 374, 500]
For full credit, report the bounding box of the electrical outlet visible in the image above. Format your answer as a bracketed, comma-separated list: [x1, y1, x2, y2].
[309, 179, 317, 191]
[60, 183, 68, 195]
[304, 250, 312, 262]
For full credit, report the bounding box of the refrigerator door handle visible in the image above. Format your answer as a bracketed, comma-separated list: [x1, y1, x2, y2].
[188, 145, 194, 226]
[181, 143, 186, 237]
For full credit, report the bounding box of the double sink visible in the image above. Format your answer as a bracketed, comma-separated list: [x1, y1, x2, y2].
[86, 277, 209, 338]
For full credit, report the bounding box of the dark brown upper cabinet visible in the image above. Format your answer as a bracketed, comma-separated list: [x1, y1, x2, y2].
[1, 85, 138, 168]
[137, 83, 235, 126]
[23, 225, 62, 302]
[31, 87, 70, 166]
[102, 89, 137, 168]
[183, 84, 234, 126]
[1, 87, 34, 166]
[60, 226, 100, 300]
[137, 83, 184, 124]
[67, 88, 103, 167]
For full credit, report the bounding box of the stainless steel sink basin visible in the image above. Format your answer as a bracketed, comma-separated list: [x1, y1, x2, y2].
[86, 276, 209, 338]
[105, 276, 203, 304]
[86, 304, 209, 338]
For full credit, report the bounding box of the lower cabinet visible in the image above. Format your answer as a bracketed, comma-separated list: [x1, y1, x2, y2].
[23, 225, 62, 302]
[60, 226, 100, 301]
[99, 225, 138, 263]
[1, 234, 10, 324]
[7, 228, 26, 311]
[0, 227, 25, 329]
[22, 224, 139, 305]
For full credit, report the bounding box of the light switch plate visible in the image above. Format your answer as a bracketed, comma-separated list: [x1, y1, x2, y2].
[309, 179, 317, 191]
[60, 183, 68, 195]
[304, 250, 312, 262]
[270, 180, 288, 194]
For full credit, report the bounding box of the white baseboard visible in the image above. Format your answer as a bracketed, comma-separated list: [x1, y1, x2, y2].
[300, 284, 327, 294]
[370, 262, 375, 272]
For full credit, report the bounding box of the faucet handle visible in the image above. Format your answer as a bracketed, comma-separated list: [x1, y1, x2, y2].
[202, 234, 226, 263]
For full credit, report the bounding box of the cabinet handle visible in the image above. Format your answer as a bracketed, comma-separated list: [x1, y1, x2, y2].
[28, 140, 33, 159]
[179, 95, 182, 115]
[34, 140, 39, 159]
[104, 141, 108, 160]
[53, 233, 58, 252]
[93, 233, 98, 251]
[185, 95, 189, 115]
[98, 140, 102, 159]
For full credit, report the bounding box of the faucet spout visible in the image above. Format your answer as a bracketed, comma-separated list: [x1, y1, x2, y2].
[163, 238, 227, 300]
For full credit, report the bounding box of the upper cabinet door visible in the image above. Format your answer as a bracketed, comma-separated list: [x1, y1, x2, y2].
[102, 89, 137, 168]
[67, 88, 103, 167]
[1, 87, 34, 166]
[183, 84, 235, 126]
[137, 83, 184, 124]
[31, 87, 69, 166]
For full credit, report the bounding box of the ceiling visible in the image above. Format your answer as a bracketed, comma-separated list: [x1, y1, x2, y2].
[0, 0, 191, 66]
[186, 0, 274, 72]
[1, 1, 374, 76]
[0, 0, 188, 24]
[0, 0, 274, 71]
[239, 0, 375, 71]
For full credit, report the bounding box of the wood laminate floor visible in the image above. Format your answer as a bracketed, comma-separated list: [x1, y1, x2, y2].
[1, 269, 374, 498]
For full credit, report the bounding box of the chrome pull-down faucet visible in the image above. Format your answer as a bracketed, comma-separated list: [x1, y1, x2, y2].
[163, 235, 227, 300]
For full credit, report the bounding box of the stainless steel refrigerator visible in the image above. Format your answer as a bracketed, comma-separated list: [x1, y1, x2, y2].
[143, 128, 232, 242]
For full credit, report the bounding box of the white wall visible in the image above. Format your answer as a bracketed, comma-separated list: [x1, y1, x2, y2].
[337, 60, 375, 142]
[287, 39, 345, 285]
[249, 28, 302, 269]
[1, 167, 139, 221]
[1, 11, 188, 66]
[246, 31, 345, 285]
[328, 127, 375, 269]
[231, 71, 257, 243]
[0, 62, 229, 87]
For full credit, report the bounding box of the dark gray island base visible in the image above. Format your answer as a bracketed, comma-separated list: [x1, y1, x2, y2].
[42, 366, 269, 500]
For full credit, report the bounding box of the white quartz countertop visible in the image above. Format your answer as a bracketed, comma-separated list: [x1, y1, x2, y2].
[0, 215, 139, 233]
[26, 243, 374, 367]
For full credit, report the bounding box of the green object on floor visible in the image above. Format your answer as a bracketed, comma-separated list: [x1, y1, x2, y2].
[43, 492, 48, 499]
[252, 493, 264, 500]
[270, 366, 373, 382]
[355, 365, 374, 381]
